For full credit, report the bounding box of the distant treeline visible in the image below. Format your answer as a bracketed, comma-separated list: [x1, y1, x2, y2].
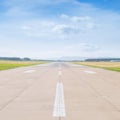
[85, 58, 120, 62]
[0, 57, 31, 61]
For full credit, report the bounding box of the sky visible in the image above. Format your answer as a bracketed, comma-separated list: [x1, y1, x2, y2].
[0, 0, 120, 59]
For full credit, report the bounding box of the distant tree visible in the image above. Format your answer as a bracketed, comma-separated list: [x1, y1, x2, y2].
[0, 57, 22, 61]
[85, 58, 120, 62]
[23, 57, 31, 61]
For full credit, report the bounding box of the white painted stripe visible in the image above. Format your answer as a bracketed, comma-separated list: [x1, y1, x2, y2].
[24, 70, 35, 73]
[53, 83, 66, 117]
[58, 71, 62, 76]
[84, 70, 96, 74]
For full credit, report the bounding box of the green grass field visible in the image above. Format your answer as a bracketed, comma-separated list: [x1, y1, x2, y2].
[74, 62, 120, 72]
[0, 60, 47, 71]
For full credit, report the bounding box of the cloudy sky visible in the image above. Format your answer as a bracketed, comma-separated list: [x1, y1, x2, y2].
[0, 0, 120, 59]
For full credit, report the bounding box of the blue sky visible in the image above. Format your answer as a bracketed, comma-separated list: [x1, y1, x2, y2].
[78, 0, 120, 10]
[0, 0, 120, 59]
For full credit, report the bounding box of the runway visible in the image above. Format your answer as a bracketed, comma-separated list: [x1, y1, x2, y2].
[0, 62, 120, 120]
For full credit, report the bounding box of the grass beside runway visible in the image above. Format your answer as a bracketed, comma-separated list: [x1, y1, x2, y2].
[0, 60, 47, 71]
[73, 62, 120, 72]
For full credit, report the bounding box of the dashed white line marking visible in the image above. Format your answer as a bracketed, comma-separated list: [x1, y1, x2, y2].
[53, 82, 66, 117]
[24, 70, 35, 73]
[58, 71, 62, 76]
[84, 70, 96, 74]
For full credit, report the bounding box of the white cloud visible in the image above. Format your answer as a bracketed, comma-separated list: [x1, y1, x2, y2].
[86, 22, 98, 29]
[0, 0, 120, 58]
[60, 14, 69, 19]
[65, 43, 101, 52]
[18, 14, 96, 37]
[59, 14, 98, 34]
[52, 24, 79, 34]
[79, 43, 100, 51]
[71, 16, 92, 22]
[21, 26, 32, 30]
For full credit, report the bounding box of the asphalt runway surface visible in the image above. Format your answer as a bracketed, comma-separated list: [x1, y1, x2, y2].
[0, 62, 120, 120]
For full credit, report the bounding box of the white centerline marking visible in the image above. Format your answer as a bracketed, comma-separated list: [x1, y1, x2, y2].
[53, 82, 66, 117]
[84, 70, 96, 74]
[58, 71, 62, 76]
[24, 70, 36, 73]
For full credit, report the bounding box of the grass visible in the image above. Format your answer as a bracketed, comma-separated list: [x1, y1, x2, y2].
[73, 62, 120, 72]
[0, 60, 47, 71]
